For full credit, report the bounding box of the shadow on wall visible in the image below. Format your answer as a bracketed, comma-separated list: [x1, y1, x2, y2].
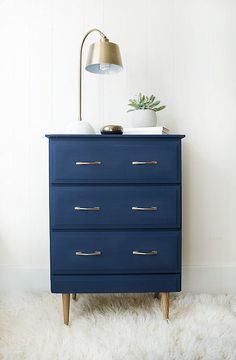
[182, 136, 232, 266]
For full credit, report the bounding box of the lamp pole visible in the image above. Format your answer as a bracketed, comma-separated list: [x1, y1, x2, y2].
[79, 28, 108, 122]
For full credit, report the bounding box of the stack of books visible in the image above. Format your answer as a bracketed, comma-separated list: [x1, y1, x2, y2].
[123, 126, 169, 135]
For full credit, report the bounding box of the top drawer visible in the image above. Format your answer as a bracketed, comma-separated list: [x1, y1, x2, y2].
[49, 137, 181, 183]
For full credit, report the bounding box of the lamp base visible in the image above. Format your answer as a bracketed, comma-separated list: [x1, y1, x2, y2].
[64, 121, 95, 134]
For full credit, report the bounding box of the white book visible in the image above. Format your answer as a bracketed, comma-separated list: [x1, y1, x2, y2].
[123, 126, 169, 135]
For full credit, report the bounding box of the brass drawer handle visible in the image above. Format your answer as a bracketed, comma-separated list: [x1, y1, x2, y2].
[76, 251, 102, 256]
[132, 161, 158, 165]
[132, 250, 158, 255]
[74, 206, 100, 211]
[75, 161, 102, 165]
[132, 206, 158, 211]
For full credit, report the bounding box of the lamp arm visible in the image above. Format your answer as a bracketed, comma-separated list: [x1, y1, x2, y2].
[79, 28, 108, 121]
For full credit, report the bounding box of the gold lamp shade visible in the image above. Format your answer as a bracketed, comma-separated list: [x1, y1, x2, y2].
[86, 38, 123, 74]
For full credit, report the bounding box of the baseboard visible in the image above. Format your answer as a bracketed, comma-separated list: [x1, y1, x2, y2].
[182, 265, 236, 294]
[0, 265, 235, 294]
[0, 266, 50, 293]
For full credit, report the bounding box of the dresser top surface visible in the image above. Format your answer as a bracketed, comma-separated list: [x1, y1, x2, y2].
[45, 134, 185, 139]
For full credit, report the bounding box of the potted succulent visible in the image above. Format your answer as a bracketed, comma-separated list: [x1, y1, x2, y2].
[127, 93, 166, 127]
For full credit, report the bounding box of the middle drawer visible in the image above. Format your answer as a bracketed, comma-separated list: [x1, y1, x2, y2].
[51, 185, 180, 229]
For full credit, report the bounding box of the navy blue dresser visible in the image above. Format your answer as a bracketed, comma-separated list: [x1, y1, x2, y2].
[46, 134, 185, 324]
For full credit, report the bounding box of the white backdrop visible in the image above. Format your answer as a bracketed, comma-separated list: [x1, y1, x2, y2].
[0, 0, 236, 292]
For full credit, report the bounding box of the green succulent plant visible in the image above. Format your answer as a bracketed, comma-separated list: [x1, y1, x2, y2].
[127, 93, 166, 112]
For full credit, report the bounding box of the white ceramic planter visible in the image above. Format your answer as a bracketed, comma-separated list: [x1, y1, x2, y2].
[127, 109, 157, 127]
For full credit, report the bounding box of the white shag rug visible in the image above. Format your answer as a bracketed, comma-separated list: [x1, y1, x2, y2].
[0, 293, 236, 360]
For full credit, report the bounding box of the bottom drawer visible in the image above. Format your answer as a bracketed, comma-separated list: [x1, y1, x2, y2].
[51, 230, 180, 275]
[51, 274, 181, 293]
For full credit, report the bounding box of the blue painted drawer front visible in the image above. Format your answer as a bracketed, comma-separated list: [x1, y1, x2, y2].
[51, 230, 180, 275]
[51, 185, 180, 229]
[50, 138, 180, 183]
[51, 274, 181, 293]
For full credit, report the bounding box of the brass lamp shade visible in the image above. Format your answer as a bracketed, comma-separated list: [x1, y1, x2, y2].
[86, 39, 123, 74]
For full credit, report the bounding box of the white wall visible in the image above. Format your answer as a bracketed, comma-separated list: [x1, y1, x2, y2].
[0, 0, 236, 293]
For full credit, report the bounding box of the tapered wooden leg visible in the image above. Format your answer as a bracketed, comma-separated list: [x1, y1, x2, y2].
[160, 292, 169, 320]
[154, 292, 159, 299]
[72, 293, 77, 301]
[62, 294, 70, 325]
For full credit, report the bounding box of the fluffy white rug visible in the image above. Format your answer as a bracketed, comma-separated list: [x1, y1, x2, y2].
[0, 293, 236, 360]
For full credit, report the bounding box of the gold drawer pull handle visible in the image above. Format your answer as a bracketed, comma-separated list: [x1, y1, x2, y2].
[132, 161, 158, 165]
[76, 251, 102, 256]
[133, 250, 158, 256]
[75, 161, 102, 165]
[74, 206, 100, 211]
[132, 206, 158, 211]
